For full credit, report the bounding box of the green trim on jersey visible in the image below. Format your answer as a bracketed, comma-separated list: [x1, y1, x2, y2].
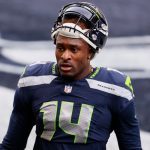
[125, 76, 134, 93]
[52, 63, 57, 75]
[20, 65, 28, 77]
[90, 67, 100, 78]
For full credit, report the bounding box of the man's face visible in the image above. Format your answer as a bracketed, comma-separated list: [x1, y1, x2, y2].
[55, 35, 91, 80]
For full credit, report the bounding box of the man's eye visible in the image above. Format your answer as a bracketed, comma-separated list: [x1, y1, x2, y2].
[57, 47, 64, 52]
[71, 48, 78, 53]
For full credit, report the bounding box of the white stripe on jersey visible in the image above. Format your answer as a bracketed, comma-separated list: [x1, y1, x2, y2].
[86, 79, 133, 101]
[18, 75, 133, 100]
[18, 75, 57, 88]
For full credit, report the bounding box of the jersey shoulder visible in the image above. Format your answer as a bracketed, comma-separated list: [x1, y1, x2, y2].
[107, 67, 133, 93]
[95, 67, 133, 93]
[21, 61, 57, 78]
[18, 61, 58, 88]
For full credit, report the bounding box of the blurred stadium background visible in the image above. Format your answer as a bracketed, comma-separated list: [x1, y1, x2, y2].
[0, 0, 150, 149]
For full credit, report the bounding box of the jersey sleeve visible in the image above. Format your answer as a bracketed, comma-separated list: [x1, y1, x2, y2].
[0, 69, 35, 149]
[112, 75, 142, 150]
[0, 61, 56, 149]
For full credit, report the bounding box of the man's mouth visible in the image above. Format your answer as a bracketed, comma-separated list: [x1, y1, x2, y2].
[59, 64, 72, 72]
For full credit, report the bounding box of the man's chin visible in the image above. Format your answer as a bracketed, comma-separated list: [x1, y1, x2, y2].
[60, 72, 75, 80]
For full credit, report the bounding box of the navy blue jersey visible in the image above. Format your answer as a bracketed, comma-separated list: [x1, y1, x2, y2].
[0, 61, 142, 150]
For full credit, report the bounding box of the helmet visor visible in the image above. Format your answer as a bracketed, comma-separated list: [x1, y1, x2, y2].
[63, 6, 100, 25]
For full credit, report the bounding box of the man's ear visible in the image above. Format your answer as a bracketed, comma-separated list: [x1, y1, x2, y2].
[87, 56, 91, 60]
[88, 47, 95, 60]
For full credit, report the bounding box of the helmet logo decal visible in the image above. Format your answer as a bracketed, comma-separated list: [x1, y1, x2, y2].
[92, 34, 97, 41]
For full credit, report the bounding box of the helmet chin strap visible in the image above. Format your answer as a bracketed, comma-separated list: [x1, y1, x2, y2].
[51, 23, 101, 51]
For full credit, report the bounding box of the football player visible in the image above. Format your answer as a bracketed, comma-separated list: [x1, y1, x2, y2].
[0, 2, 142, 150]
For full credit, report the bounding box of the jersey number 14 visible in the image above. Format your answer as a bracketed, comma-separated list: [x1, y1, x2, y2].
[40, 101, 94, 143]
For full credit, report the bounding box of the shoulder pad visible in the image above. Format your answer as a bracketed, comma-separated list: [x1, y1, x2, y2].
[107, 68, 134, 94]
[87, 67, 134, 100]
[20, 61, 55, 78]
[18, 61, 57, 88]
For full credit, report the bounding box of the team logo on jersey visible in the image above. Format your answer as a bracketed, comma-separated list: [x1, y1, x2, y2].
[64, 85, 72, 93]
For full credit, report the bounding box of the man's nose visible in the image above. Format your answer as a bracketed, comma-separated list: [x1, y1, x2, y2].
[61, 50, 71, 60]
